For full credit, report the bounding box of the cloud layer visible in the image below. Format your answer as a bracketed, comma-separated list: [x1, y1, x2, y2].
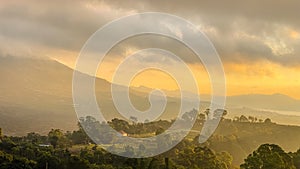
[1, 0, 300, 98]
[1, 0, 300, 66]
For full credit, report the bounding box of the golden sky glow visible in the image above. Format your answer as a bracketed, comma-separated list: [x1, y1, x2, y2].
[1, 0, 300, 99]
[54, 55, 300, 99]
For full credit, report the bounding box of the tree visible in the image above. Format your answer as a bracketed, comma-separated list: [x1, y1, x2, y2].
[48, 129, 65, 148]
[198, 113, 206, 122]
[0, 150, 12, 167]
[239, 115, 249, 122]
[175, 146, 232, 169]
[216, 151, 233, 168]
[0, 128, 2, 139]
[71, 122, 92, 145]
[241, 144, 296, 169]
[122, 145, 135, 157]
[67, 156, 92, 169]
[8, 157, 36, 169]
[130, 116, 138, 124]
[182, 109, 198, 122]
[264, 118, 272, 124]
[0, 151, 36, 169]
[291, 149, 300, 169]
[213, 109, 228, 120]
[26, 132, 41, 144]
[204, 108, 210, 118]
[109, 118, 129, 132]
[36, 152, 61, 169]
[248, 116, 255, 123]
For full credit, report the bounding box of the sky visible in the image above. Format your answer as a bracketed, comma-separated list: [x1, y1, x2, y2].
[0, 0, 300, 98]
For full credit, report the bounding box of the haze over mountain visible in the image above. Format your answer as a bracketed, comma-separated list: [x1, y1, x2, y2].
[133, 85, 300, 114]
[0, 56, 191, 135]
[0, 56, 78, 135]
[226, 93, 300, 112]
[1, 56, 300, 135]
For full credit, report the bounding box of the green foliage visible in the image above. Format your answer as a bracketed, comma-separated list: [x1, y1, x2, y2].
[0, 126, 237, 169]
[26, 132, 44, 144]
[48, 129, 70, 149]
[176, 146, 233, 169]
[291, 149, 300, 169]
[35, 152, 61, 169]
[0, 150, 36, 169]
[241, 144, 296, 169]
[1, 113, 300, 169]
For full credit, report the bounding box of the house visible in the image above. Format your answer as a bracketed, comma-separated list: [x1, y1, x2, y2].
[119, 130, 128, 137]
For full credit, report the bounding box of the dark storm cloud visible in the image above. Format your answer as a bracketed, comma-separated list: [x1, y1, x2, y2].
[100, 0, 300, 28]
[0, 0, 133, 53]
[0, 0, 299, 65]
[98, 0, 300, 65]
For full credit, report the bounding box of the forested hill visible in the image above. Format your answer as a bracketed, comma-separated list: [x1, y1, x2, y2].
[0, 114, 300, 169]
[105, 114, 300, 165]
[202, 118, 300, 165]
[1, 57, 300, 136]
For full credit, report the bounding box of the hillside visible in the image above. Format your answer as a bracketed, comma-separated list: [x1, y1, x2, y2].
[226, 94, 300, 112]
[0, 57, 187, 135]
[1, 56, 300, 136]
[207, 120, 300, 165]
[0, 57, 79, 135]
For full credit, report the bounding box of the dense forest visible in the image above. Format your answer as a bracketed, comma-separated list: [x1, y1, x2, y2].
[1, 110, 300, 169]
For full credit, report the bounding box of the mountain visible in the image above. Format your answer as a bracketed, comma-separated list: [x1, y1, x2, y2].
[226, 93, 300, 112]
[1, 56, 300, 136]
[0, 56, 125, 135]
[224, 107, 300, 126]
[0, 56, 192, 135]
[0, 57, 79, 135]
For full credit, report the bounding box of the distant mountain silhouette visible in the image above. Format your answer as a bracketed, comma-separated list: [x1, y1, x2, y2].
[0, 56, 188, 135]
[0, 56, 299, 135]
[226, 93, 300, 112]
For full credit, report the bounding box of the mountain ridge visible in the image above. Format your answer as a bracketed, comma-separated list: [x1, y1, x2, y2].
[1, 56, 300, 135]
